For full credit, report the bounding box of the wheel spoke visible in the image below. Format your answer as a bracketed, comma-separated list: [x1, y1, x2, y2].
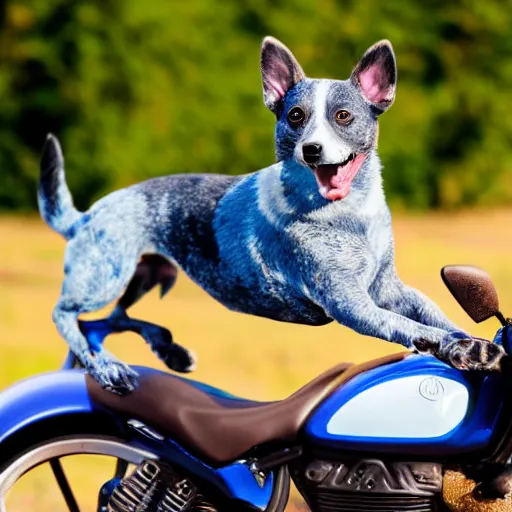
[114, 459, 129, 479]
[49, 458, 80, 512]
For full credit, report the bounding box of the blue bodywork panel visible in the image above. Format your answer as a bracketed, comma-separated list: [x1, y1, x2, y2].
[0, 370, 96, 446]
[305, 354, 505, 455]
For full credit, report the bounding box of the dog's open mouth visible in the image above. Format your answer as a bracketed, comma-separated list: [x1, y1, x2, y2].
[312, 153, 367, 201]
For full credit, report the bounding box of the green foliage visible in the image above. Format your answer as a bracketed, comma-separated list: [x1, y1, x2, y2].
[1, 0, 512, 211]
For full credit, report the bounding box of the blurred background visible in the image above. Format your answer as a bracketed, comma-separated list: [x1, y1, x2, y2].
[3, 0, 512, 211]
[1, 0, 512, 510]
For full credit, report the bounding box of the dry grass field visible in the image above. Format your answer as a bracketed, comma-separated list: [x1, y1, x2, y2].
[1, 209, 512, 510]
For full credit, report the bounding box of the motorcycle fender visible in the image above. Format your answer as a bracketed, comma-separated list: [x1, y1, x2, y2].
[0, 369, 111, 445]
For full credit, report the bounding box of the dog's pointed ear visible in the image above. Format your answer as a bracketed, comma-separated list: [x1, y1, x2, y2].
[350, 40, 397, 114]
[261, 36, 305, 114]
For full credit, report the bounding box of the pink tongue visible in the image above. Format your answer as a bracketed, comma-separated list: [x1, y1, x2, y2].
[326, 154, 366, 200]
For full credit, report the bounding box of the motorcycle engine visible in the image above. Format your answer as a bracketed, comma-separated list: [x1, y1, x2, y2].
[107, 460, 217, 512]
[291, 457, 444, 512]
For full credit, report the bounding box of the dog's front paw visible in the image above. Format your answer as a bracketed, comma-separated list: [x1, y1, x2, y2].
[445, 337, 506, 372]
[88, 356, 139, 395]
[153, 343, 197, 373]
[414, 336, 506, 372]
[412, 338, 441, 355]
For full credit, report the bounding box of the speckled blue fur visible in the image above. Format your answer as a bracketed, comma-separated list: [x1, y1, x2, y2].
[38, 37, 467, 393]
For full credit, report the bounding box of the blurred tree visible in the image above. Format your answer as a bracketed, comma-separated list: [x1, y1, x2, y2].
[1, 0, 511, 212]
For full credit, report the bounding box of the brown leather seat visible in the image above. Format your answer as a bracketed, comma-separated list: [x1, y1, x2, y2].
[86, 351, 408, 464]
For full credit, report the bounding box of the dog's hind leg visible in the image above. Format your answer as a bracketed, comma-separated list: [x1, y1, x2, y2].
[53, 306, 141, 395]
[54, 308, 139, 394]
[82, 311, 196, 373]
[102, 254, 196, 372]
[53, 232, 144, 394]
[113, 254, 178, 313]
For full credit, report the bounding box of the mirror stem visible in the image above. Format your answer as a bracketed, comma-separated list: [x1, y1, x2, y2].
[496, 312, 509, 327]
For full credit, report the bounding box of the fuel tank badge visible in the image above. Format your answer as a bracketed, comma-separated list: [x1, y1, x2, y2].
[419, 377, 444, 402]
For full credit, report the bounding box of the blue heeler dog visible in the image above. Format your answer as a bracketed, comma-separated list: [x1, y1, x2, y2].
[38, 37, 505, 395]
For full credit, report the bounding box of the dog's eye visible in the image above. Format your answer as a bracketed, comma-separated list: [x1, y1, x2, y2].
[287, 106, 305, 127]
[335, 110, 352, 124]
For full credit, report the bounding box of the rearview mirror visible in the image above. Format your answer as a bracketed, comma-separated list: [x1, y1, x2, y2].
[441, 265, 504, 324]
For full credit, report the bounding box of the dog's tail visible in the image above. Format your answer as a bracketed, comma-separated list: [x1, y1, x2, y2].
[38, 134, 82, 239]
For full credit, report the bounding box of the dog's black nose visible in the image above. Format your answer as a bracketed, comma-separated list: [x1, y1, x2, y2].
[302, 143, 322, 164]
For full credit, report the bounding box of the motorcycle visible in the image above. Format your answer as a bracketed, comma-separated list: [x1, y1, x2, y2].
[0, 264, 511, 512]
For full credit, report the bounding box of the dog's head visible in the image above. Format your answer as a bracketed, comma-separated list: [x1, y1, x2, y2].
[261, 37, 396, 201]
